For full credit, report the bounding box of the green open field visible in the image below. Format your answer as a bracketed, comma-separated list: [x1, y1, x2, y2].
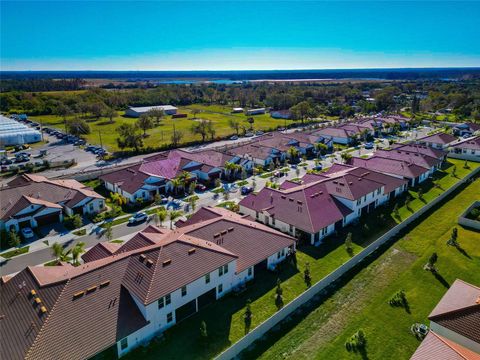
[30, 105, 299, 152]
[246, 177, 480, 360]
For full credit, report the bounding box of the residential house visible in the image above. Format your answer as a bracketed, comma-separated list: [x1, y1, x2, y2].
[239, 163, 407, 245]
[410, 279, 480, 359]
[0, 174, 105, 232]
[417, 133, 458, 149]
[101, 149, 252, 202]
[452, 123, 480, 137]
[350, 156, 431, 186]
[448, 136, 480, 161]
[0, 207, 295, 360]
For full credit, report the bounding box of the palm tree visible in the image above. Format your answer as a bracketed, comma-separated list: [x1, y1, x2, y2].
[224, 161, 237, 180]
[156, 207, 167, 227]
[188, 197, 197, 212]
[169, 210, 183, 229]
[287, 146, 300, 163]
[170, 177, 182, 196]
[51, 242, 71, 264]
[71, 241, 86, 266]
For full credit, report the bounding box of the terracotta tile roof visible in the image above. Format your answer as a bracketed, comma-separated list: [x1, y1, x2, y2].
[392, 144, 447, 160]
[350, 156, 428, 179]
[1, 176, 104, 220]
[418, 132, 457, 145]
[428, 279, 480, 344]
[100, 164, 150, 195]
[429, 279, 480, 318]
[375, 149, 441, 169]
[410, 331, 480, 360]
[449, 136, 480, 150]
[239, 182, 352, 234]
[1, 207, 295, 359]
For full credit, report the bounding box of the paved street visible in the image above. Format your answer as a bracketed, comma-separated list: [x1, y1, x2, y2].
[0, 220, 150, 275]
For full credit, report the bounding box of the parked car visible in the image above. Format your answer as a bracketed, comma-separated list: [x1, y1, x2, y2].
[313, 165, 323, 171]
[255, 130, 264, 136]
[291, 164, 298, 169]
[364, 142, 374, 149]
[241, 186, 253, 195]
[128, 212, 148, 224]
[1, 158, 13, 165]
[244, 132, 254, 137]
[195, 183, 207, 192]
[74, 139, 86, 146]
[21, 227, 35, 239]
[230, 135, 239, 140]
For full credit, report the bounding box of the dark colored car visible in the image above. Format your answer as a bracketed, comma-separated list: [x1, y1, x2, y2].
[195, 184, 207, 192]
[241, 186, 253, 195]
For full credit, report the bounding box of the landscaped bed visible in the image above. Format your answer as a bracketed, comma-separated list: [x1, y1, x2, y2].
[0, 246, 30, 259]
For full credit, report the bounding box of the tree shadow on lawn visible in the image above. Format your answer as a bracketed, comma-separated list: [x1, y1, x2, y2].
[125, 263, 299, 360]
[433, 272, 450, 289]
[455, 245, 472, 259]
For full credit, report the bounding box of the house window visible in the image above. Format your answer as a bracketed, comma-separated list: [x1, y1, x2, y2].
[205, 273, 210, 284]
[256, 211, 259, 219]
[218, 266, 224, 276]
[158, 293, 171, 309]
[289, 224, 293, 233]
[223, 264, 228, 274]
[248, 267, 252, 276]
[167, 312, 173, 323]
[120, 338, 128, 350]
[218, 284, 223, 294]
[158, 297, 165, 309]
[356, 200, 361, 206]
[181, 286, 187, 297]
[271, 217, 276, 226]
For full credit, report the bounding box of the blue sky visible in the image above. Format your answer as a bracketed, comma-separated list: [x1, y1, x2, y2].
[1, 1, 480, 70]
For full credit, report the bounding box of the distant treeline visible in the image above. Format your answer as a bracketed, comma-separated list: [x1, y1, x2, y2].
[1, 80, 479, 120]
[2, 68, 480, 81]
[0, 78, 86, 92]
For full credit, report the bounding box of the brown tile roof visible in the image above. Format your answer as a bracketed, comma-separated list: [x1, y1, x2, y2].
[450, 136, 480, 151]
[1, 207, 295, 359]
[392, 143, 447, 160]
[410, 331, 480, 360]
[429, 279, 480, 318]
[418, 132, 457, 145]
[1, 175, 103, 220]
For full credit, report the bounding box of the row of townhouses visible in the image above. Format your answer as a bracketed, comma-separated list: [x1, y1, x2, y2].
[0, 207, 296, 360]
[239, 141, 448, 245]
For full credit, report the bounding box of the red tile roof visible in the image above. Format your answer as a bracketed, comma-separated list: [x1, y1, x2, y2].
[410, 331, 480, 360]
[449, 136, 480, 151]
[1, 175, 104, 220]
[418, 132, 457, 145]
[350, 156, 428, 179]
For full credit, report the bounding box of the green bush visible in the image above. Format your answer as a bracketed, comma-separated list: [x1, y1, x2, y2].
[64, 214, 83, 230]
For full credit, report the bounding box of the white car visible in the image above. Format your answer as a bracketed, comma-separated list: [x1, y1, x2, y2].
[128, 212, 148, 224]
[21, 227, 35, 239]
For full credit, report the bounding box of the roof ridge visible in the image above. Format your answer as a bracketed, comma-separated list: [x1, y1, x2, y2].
[24, 278, 71, 360]
[429, 303, 480, 321]
[430, 332, 472, 360]
[144, 244, 164, 304]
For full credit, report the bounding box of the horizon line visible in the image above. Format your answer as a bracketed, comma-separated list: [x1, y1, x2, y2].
[2, 66, 480, 73]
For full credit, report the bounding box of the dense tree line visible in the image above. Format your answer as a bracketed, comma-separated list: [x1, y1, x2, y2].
[0, 78, 86, 92]
[1, 80, 479, 120]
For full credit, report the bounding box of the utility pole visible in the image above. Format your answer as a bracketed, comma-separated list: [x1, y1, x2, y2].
[98, 131, 104, 159]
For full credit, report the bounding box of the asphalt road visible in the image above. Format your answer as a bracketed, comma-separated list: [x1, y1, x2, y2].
[0, 220, 150, 275]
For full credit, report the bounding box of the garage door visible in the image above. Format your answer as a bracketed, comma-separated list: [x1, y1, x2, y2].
[35, 211, 61, 226]
[197, 288, 216, 310]
[175, 299, 197, 323]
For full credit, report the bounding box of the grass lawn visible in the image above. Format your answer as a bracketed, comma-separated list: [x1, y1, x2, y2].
[0, 246, 30, 259]
[123, 236, 362, 360]
[31, 104, 296, 152]
[247, 179, 480, 360]
[391, 159, 479, 223]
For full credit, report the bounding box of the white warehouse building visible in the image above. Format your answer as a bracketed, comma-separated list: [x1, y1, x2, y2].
[125, 105, 178, 117]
